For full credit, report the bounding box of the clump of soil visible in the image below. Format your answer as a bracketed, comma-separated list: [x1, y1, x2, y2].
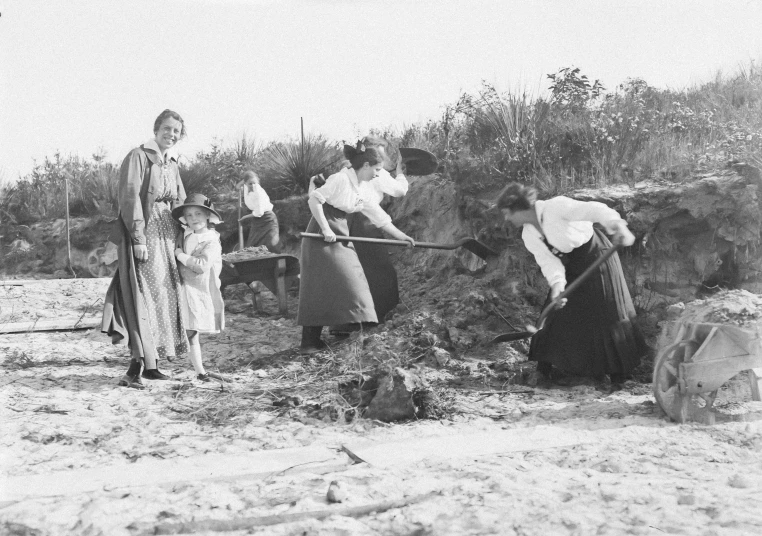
[221, 246, 273, 262]
[679, 289, 762, 328]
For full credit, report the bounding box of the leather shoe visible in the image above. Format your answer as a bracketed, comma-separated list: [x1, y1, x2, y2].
[142, 369, 170, 380]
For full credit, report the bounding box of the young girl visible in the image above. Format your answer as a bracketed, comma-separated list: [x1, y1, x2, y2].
[171, 193, 226, 382]
[236, 170, 280, 252]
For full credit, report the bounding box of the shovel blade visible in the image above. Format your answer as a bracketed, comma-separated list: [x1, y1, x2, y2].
[490, 331, 534, 344]
[460, 239, 498, 260]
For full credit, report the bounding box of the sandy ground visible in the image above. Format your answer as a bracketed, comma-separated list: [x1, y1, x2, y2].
[2, 278, 762, 536]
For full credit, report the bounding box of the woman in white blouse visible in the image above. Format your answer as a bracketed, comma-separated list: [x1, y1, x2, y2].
[497, 182, 646, 387]
[330, 136, 409, 335]
[297, 142, 415, 353]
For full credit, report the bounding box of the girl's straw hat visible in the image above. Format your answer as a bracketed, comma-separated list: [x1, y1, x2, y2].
[171, 193, 223, 225]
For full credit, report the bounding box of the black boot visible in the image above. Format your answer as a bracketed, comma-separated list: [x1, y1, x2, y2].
[300, 326, 327, 354]
[118, 360, 145, 389]
[126, 360, 141, 377]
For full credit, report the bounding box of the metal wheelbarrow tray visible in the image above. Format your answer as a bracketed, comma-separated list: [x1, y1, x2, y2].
[653, 319, 762, 424]
[220, 252, 300, 315]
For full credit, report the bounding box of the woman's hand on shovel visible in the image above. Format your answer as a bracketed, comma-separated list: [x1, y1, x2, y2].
[401, 234, 416, 248]
[321, 228, 337, 243]
[550, 282, 568, 309]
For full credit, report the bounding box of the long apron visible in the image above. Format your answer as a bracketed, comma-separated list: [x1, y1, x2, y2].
[529, 228, 646, 377]
[344, 211, 399, 321]
[297, 204, 377, 327]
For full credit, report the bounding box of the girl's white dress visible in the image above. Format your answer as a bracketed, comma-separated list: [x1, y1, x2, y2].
[175, 228, 225, 333]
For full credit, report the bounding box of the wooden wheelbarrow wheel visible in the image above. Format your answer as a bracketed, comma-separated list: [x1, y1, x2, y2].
[652, 336, 716, 424]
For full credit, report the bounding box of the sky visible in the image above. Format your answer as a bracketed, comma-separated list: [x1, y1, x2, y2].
[1, 0, 760, 181]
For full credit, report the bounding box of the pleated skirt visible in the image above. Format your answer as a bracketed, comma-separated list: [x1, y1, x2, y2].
[297, 204, 378, 327]
[529, 228, 646, 376]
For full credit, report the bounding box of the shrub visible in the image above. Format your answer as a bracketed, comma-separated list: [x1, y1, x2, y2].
[0, 153, 119, 224]
[258, 135, 343, 197]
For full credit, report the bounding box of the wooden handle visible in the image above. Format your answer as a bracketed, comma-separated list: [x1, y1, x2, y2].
[237, 188, 244, 250]
[300, 232, 454, 250]
[536, 243, 623, 329]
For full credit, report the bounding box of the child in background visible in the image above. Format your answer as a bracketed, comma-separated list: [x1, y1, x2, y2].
[171, 193, 226, 382]
[237, 170, 280, 252]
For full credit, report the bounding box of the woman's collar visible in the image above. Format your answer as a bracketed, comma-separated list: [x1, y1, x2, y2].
[342, 167, 360, 191]
[143, 139, 178, 162]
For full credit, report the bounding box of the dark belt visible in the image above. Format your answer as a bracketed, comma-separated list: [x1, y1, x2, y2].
[155, 196, 176, 203]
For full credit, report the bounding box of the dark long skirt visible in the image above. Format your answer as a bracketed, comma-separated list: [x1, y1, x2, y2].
[245, 210, 280, 252]
[345, 212, 399, 321]
[529, 228, 646, 377]
[297, 204, 377, 327]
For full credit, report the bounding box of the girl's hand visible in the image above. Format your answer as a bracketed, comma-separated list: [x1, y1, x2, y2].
[175, 247, 184, 258]
[322, 229, 337, 243]
[134, 245, 148, 262]
[190, 264, 204, 274]
[402, 235, 415, 248]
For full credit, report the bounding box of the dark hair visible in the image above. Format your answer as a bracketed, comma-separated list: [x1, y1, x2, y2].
[496, 182, 537, 212]
[361, 136, 398, 170]
[242, 170, 260, 184]
[153, 109, 187, 139]
[343, 142, 384, 170]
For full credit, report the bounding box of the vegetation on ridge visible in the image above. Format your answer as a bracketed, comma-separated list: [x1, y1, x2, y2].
[2, 62, 761, 225]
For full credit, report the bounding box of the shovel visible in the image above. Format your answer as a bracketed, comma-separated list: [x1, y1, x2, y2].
[300, 232, 497, 260]
[490, 243, 623, 344]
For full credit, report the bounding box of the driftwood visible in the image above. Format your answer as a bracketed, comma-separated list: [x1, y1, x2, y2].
[0, 279, 54, 286]
[0, 317, 100, 334]
[131, 492, 439, 535]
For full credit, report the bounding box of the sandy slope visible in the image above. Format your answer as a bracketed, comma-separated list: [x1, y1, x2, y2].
[2, 279, 762, 536]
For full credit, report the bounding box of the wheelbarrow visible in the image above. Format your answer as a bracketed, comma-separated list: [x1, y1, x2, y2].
[220, 252, 300, 315]
[653, 319, 762, 424]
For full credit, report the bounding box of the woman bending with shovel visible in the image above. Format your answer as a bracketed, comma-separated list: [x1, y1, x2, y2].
[497, 183, 646, 387]
[297, 142, 415, 353]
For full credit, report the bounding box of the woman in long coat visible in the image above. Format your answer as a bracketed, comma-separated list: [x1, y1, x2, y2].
[497, 182, 647, 387]
[102, 109, 189, 388]
[297, 143, 415, 353]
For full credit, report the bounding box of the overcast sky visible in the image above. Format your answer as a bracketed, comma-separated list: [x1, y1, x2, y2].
[1, 0, 760, 180]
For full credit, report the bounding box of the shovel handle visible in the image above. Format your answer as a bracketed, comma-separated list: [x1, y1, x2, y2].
[535, 243, 623, 330]
[300, 232, 454, 250]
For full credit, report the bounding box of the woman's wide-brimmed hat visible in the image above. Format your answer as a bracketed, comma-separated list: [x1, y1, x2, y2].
[171, 193, 223, 225]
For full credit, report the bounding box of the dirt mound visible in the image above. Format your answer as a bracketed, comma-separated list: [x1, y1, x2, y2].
[678, 289, 762, 328]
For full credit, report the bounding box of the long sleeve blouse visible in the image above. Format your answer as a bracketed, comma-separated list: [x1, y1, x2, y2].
[522, 196, 626, 288]
[309, 167, 393, 228]
[366, 169, 408, 204]
[243, 184, 274, 217]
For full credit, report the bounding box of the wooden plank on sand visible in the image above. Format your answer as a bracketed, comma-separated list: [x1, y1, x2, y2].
[0, 426, 603, 504]
[0, 447, 347, 503]
[0, 317, 101, 333]
[341, 425, 598, 467]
